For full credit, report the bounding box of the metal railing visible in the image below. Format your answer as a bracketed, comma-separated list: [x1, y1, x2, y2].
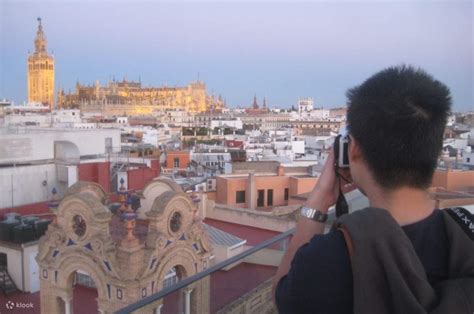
[115, 228, 294, 314]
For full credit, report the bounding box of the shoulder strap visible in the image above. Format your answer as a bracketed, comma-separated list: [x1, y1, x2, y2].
[337, 225, 354, 259]
[443, 207, 474, 241]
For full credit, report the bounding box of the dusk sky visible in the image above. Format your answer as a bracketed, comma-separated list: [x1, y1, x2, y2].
[1, 0, 472, 110]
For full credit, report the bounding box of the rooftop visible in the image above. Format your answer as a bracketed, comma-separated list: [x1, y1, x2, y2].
[203, 223, 246, 248]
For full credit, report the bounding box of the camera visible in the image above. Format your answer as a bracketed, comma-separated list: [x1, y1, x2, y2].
[334, 127, 350, 168]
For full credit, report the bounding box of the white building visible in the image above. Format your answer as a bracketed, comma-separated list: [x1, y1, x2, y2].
[0, 127, 121, 208]
[191, 150, 232, 176]
[210, 118, 243, 130]
[162, 109, 194, 126]
[447, 114, 456, 126]
[121, 125, 172, 148]
[443, 138, 469, 151]
[462, 147, 474, 166]
[0, 240, 39, 293]
[117, 116, 128, 124]
[309, 108, 330, 120]
[52, 110, 82, 124]
[73, 123, 96, 129]
[5, 109, 83, 127]
[298, 98, 314, 114]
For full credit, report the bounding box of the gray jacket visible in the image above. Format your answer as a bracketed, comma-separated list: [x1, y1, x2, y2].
[336, 208, 474, 314]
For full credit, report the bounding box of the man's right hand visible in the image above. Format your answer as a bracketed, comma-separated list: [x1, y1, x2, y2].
[305, 148, 355, 212]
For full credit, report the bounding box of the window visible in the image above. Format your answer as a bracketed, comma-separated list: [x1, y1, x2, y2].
[0, 253, 7, 269]
[284, 188, 289, 201]
[163, 267, 178, 288]
[236, 191, 246, 204]
[267, 189, 273, 206]
[257, 189, 265, 207]
[105, 137, 112, 153]
[75, 272, 96, 288]
[173, 157, 180, 168]
[468, 157, 471, 163]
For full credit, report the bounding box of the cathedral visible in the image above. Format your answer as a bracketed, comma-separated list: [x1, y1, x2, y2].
[26, 18, 224, 114]
[28, 18, 55, 108]
[58, 79, 224, 115]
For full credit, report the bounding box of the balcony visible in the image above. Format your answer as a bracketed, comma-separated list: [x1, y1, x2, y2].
[115, 228, 293, 314]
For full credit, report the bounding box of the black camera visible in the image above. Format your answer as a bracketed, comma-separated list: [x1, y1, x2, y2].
[334, 128, 350, 168]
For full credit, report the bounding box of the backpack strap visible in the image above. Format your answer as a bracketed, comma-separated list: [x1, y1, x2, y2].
[337, 224, 354, 259]
[443, 207, 474, 241]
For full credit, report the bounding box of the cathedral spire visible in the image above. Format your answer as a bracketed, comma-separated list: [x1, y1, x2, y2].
[252, 94, 259, 109]
[34, 17, 48, 55]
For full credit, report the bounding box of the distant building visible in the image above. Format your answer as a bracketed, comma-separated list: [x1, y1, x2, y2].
[28, 18, 55, 109]
[58, 80, 224, 115]
[239, 112, 291, 130]
[166, 150, 191, 170]
[191, 149, 232, 176]
[0, 126, 161, 209]
[309, 108, 330, 120]
[225, 140, 244, 149]
[245, 95, 270, 115]
[161, 109, 194, 126]
[215, 162, 318, 210]
[210, 118, 243, 130]
[328, 107, 347, 121]
[431, 168, 474, 191]
[298, 98, 314, 114]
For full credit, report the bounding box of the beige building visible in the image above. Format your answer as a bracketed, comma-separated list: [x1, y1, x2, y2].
[216, 162, 318, 210]
[28, 18, 55, 108]
[37, 179, 212, 313]
[58, 80, 224, 115]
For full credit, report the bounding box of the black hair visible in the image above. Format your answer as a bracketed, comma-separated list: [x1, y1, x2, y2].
[346, 65, 451, 189]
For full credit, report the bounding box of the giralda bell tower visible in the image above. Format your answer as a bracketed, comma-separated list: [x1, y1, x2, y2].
[28, 17, 55, 108]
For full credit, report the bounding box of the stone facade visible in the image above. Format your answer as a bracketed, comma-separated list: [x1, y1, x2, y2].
[37, 180, 212, 313]
[58, 80, 224, 114]
[216, 279, 276, 314]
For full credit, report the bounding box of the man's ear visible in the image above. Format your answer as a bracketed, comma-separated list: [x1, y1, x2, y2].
[349, 135, 363, 162]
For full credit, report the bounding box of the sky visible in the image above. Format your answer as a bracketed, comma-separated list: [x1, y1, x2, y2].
[0, 0, 472, 110]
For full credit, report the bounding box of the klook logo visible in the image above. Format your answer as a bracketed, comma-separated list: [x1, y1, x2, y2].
[5, 301, 14, 310]
[4, 301, 34, 310]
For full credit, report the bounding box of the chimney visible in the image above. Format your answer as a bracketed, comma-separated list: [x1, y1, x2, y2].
[246, 172, 256, 210]
[278, 165, 284, 176]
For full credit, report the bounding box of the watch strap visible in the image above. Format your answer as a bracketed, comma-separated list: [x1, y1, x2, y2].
[300, 206, 328, 223]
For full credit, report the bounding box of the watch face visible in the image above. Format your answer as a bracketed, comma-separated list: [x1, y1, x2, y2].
[170, 212, 182, 233]
[72, 215, 86, 237]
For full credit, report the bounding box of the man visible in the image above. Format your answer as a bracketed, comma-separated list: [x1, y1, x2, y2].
[273, 65, 474, 313]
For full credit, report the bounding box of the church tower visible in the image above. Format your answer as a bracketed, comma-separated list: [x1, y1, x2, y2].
[28, 17, 55, 108]
[252, 94, 259, 109]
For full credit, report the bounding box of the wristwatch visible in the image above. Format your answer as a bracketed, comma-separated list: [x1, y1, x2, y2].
[300, 206, 328, 223]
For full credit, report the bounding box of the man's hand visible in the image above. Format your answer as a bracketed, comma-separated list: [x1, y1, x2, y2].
[305, 149, 355, 212]
[273, 147, 356, 304]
